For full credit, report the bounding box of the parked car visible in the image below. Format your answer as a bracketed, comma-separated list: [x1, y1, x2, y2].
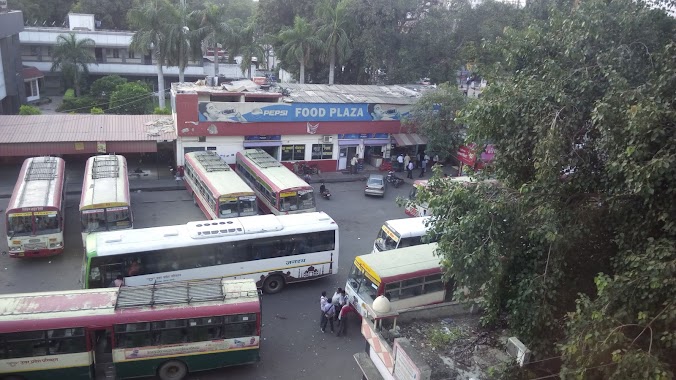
[365, 174, 386, 197]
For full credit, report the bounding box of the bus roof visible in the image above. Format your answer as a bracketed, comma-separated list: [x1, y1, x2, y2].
[79, 155, 130, 211]
[87, 212, 337, 257]
[384, 216, 431, 237]
[7, 156, 65, 212]
[236, 149, 311, 192]
[185, 151, 254, 198]
[355, 243, 441, 284]
[0, 278, 259, 333]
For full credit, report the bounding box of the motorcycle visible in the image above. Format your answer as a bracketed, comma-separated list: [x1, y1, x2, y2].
[320, 184, 331, 200]
[386, 171, 404, 188]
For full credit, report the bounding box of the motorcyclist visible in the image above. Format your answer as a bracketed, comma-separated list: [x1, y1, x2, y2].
[320, 182, 327, 195]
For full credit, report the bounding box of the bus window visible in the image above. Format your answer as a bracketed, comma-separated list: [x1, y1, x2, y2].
[48, 328, 86, 354]
[398, 236, 422, 248]
[106, 207, 132, 230]
[188, 317, 223, 341]
[152, 320, 189, 345]
[35, 214, 60, 234]
[219, 200, 238, 217]
[298, 190, 315, 210]
[82, 210, 106, 233]
[7, 215, 32, 237]
[4, 331, 47, 358]
[239, 196, 257, 215]
[114, 323, 152, 349]
[222, 314, 257, 338]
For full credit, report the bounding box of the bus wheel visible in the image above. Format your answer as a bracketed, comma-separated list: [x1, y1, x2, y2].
[158, 360, 188, 380]
[263, 275, 285, 294]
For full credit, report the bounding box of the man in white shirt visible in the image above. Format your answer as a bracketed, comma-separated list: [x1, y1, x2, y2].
[397, 154, 404, 172]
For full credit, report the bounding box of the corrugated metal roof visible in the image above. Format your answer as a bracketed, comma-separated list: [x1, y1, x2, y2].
[281, 84, 421, 105]
[0, 115, 176, 144]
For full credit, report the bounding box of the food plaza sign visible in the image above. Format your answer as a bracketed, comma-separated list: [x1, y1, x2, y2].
[197, 102, 412, 122]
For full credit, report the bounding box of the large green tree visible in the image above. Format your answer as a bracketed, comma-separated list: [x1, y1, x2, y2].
[70, 0, 134, 29]
[416, 0, 675, 378]
[128, 0, 175, 109]
[278, 16, 322, 84]
[196, 3, 232, 78]
[108, 81, 153, 114]
[165, 2, 203, 82]
[315, 0, 353, 85]
[50, 33, 96, 97]
[231, 19, 266, 78]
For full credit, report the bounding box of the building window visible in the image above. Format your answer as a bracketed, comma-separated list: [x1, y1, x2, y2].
[24, 80, 39, 97]
[281, 145, 305, 161]
[113, 49, 119, 58]
[311, 144, 333, 160]
[30, 46, 39, 56]
[128, 50, 135, 59]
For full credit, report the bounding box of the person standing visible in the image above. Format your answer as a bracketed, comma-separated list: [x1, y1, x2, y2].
[419, 158, 427, 178]
[407, 161, 414, 179]
[433, 154, 439, 167]
[404, 153, 411, 170]
[396, 154, 404, 172]
[350, 155, 359, 174]
[319, 291, 328, 330]
[336, 301, 356, 337]
[321, 301, 336, 333]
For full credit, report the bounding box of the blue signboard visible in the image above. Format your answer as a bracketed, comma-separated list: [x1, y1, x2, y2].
[198, 102, 412, 123]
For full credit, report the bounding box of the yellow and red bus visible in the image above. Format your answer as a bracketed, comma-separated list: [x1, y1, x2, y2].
[0, 278, 261, 380]
[184, 151, 258, 219]
[345, 243, 453, 318]
[5, 156, 66, 258]
[79, 155, 133, 243]
[235, 149, 315, 215]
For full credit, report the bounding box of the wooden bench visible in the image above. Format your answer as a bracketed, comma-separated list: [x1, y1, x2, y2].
[354, 352, 384, 380]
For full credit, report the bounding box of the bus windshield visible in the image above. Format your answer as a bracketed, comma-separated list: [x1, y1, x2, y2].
[375, 227, 399, 251]
[81, 207, 131, 233]
[35, 213, 60, 234]
[7, 214, 33, 236]
[238, 196, 257, 216]
[219, 199, 239, 217]
[347, 265, 378, 303]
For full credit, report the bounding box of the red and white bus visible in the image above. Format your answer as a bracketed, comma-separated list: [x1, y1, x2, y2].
[184, 151, 258, 219]
[0, 278, 261, 380]
[5, 156, 66, 258]
[79, 155, 133, 244]
[236, 149, 315, 215]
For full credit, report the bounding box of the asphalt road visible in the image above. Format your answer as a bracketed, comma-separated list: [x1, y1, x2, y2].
[0, 181, 410, 380]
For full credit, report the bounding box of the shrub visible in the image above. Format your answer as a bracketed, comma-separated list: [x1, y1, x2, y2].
[90, 107, 104, 114]
[108, 81, 153, 114]
[58, 95, 98, 113]
[19, 105, 42, 115]
[90, 75, 127, 107]
[63, 88, 75, 99]
[153, 107, 172, 115]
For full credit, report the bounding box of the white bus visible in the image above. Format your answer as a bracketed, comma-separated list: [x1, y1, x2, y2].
[79, 155, 133, 243]
[5, 157, 66, 258]
[372, 216, 434, 253]
[84, 212, 339, 294]
[184, 151, 258, 219]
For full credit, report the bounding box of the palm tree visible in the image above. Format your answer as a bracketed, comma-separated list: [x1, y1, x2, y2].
[50, 33, 96, 96]
[196, 3, 231, 78]
[279, 16, 322, 84]
[166, 3, 203, 82]
[316, 0, 353, 85]
[233, 20, 265, 79]
[128, 0, 173, 108]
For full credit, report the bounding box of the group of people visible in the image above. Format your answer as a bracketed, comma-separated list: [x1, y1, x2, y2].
[319, 288, 356, 336]
[396, 152, 439, 179]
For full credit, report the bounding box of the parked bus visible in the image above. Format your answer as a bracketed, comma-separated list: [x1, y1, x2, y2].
[184, 151, 258, 219]
[372, 216, 434, 253]
[0, 278, 261, 380]
[235, 149, 315, 215]
[346, 243, 453, 318]
[84, 212, 338, 294]
[79, 155, 133, 243]
[5, 156, 66, 258]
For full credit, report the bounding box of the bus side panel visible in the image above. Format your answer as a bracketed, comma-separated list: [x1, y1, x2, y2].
[0, 366, 91, 380]
[113, 349, 260, 379]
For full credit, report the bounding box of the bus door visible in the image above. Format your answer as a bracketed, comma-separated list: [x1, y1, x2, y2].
[88, 327, 114, 378]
